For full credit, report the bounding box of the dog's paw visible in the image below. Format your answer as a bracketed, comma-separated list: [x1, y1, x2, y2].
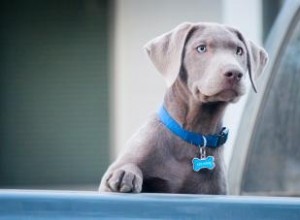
[99, 164, 143, 193]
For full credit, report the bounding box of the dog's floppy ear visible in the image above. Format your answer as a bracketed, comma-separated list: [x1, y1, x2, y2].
[245, 40, 269, 92]
[144, 22, 194, 87]
[228, 27, 269, 92]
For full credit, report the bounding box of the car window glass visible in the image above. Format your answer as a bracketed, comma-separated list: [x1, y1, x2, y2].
[241, 16, 300, 196]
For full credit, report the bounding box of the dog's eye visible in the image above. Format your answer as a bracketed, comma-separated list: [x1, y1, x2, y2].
[236, 47, 243, 56]
[196, 45, 207, 53]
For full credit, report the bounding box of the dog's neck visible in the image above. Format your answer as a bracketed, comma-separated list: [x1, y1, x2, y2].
[163, 80, 228, 135]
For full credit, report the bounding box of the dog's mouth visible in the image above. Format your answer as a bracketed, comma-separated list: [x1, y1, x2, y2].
[215, 89, 240, 102]
[196, 87, 245, 103]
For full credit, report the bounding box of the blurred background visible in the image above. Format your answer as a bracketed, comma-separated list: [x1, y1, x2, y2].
[0, 0, 284, 190]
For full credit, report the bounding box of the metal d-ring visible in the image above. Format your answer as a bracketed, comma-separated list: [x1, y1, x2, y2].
[199, 136, 207, 159]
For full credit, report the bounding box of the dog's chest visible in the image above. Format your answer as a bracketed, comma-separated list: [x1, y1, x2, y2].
[142, 151, 223, 194]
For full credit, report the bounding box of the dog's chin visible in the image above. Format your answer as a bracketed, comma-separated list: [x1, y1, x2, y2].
[197, 89, 244, 103]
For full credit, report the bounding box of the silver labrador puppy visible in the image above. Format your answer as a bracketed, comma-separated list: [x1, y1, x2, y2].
[99, 22, 268, 194]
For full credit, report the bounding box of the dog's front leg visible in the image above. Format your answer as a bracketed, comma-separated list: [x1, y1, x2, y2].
[99, 163, 143, 193]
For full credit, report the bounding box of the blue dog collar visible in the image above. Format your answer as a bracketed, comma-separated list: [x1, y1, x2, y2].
[158, 105, 229, 148]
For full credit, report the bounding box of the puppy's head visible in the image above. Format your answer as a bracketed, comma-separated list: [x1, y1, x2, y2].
[144, 22, 268, 103]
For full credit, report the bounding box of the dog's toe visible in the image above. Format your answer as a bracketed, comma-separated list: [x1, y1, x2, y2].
[119, 171, 135, 193]
[107, 169, 125, 192]
[133, 175, 142, 193]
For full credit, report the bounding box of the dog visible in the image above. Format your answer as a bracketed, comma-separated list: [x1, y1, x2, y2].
[99, 22, 268, 194]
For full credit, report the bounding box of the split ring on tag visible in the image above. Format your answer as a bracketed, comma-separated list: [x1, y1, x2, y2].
[199, 136, 207, 159]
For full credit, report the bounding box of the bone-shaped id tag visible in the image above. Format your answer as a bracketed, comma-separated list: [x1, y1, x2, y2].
[192, 136, 215, 172]
[192, 156, 215, 172]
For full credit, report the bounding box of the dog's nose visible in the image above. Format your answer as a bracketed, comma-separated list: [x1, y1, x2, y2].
[224, 70, 243, 82]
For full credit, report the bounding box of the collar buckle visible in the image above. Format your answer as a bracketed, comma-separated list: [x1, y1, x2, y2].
[217, 127, 229, 146]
